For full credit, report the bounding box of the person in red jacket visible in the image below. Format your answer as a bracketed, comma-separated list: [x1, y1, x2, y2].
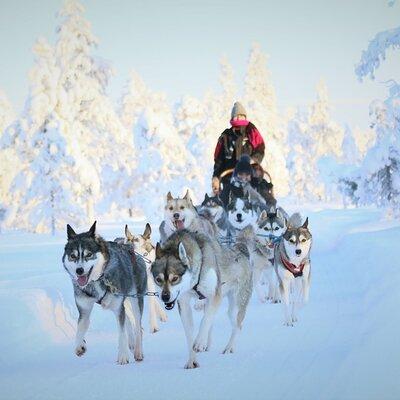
[212, 102, 265, 206]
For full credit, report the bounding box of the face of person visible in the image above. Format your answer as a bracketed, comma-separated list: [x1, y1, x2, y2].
[234, 114, 246, 121]
[237, 172, 251, 182]
[254, 167, 263, 178]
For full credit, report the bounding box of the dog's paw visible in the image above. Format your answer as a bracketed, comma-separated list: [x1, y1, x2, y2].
[75, 341, 86, 357]
[193, 299, 206, 311]
[193, 336, 208, 353]
[283, 321, 294, 327]
[184, 360, 200, 369]
[158, 310, 168, 322]
[258, 294, 268, 303]
[150, 325, 159, 334]
[134, 349, 144, 362]
[117, 353, 130, 365]
[222, 346, 234, 354]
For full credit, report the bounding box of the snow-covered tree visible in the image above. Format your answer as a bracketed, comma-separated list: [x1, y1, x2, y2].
[308, 80, 344, 160]
[131, 88, 193, 222]
[352, 3, 400, 213]
[342, 125, 360, 165]
[54, 0, 133, 219]
[219, 56, 237, 113]
[119, 70, 150, 131]
[286, 108, 324, 201]
[244, 43, 289, 196]
[355, 84, 400, 210]
[0, 90, 17, 227]
[353, 126, 376, 158]
[0, 90, 15, 134]
[3, 0, 134, 233]
[13, 119, 83, 233]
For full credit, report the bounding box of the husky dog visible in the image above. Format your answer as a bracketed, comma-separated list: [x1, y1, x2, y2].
[123, 224, 168, 333]
[255, 206, 288, 248]
[243, 206, 288, 303]
[227, 192, 258, 236]
[198, 193, 234, 244]
[274, 214, 312, 326]
[230, 174, 266, 208]
[151, 230, 252, 369]
[159, 190, 217, 244]
[62, 222, 147, 364]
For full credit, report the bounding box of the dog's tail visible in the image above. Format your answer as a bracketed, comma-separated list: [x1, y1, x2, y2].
[288, 212, 302, 228]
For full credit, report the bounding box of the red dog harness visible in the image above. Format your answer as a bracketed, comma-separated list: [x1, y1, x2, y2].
[280, 254, 306, 278]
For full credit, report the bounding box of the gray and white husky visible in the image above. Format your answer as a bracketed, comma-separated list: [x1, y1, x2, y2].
[62, 222, 147, 364]
[199, 193, 235, 244]
[151, 230, 252, 369]
[245, 206, 288, 303]
[274, 214, 312, 326]
[159, 190, 217, 244]
[227, 192, 258, 235]
[123, 224, 168, 333]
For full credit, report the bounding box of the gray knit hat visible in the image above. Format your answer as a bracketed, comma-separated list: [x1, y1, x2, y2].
[231, 102, 247, 119]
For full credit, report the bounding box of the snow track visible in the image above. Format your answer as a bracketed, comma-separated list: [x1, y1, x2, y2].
[0, 209, 399, 400]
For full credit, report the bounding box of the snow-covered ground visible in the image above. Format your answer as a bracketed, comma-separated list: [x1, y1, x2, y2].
[1, 208, 399, 400]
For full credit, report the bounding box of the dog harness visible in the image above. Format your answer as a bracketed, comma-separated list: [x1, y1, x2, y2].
[280, 254, 306, 278]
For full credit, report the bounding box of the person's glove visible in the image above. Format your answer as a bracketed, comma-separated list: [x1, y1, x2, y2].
[212, 176, 220, 195]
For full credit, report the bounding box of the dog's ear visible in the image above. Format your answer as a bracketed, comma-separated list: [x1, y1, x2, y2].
[269, 205, 275, 214]
[167, 191, 173, 201]
[276, 208, 284, 221]
[155, 242, 163, 259]
[67, 224, 76, 240]
[204, 193, 210, 201]
[244, 190, 250, 202]
[259, 209, 267, 221]
[125, 224, 134, 241]
[183, 189, 191, 201]
[228, 191, 235, 204]
[178, 242, 189, 266]
[143, 223, 152, 239]
[302, 217, 309, 229]
[88, 221, 97, 237]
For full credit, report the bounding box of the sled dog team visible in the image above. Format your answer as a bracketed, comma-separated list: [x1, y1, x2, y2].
[62, 190, 312, 369]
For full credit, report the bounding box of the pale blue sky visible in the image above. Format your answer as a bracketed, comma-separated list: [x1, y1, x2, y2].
[0, 0, 399, 129]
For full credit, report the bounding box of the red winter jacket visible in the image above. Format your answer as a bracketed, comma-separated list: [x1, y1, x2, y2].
[213, 122, 265, 178]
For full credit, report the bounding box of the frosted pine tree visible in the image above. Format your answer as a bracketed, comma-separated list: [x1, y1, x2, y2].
[55, 0, 133, 219]
[342, 125, 361, 165]
[308, 80, 344, 160]
[353, 3, 400, 212]
[353, 126, 376, 158]
[286, 108, 324, 201]
[0, 89, 16, 227]
[174, 95, 206, 144]
[0, 38, 64, 230]
[119, 70, 150, 131]
[131, 89, 192, 221]
[244, 43, 289, 196]
[219, 56, 237, 113]
[356, 85, 400, 210]
[15, 119, 83, 233]
[0, 90, 15, 134]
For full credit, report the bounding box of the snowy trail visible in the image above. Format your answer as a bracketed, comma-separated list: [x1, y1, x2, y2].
[1, 209, 399, 400]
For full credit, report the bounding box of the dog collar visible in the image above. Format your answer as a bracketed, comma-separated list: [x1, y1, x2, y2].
[280, 254, 306, 278]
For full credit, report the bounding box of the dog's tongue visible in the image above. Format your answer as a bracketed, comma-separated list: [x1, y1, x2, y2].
[174, 220, 185, 230]
[77, 275, 88, 286]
